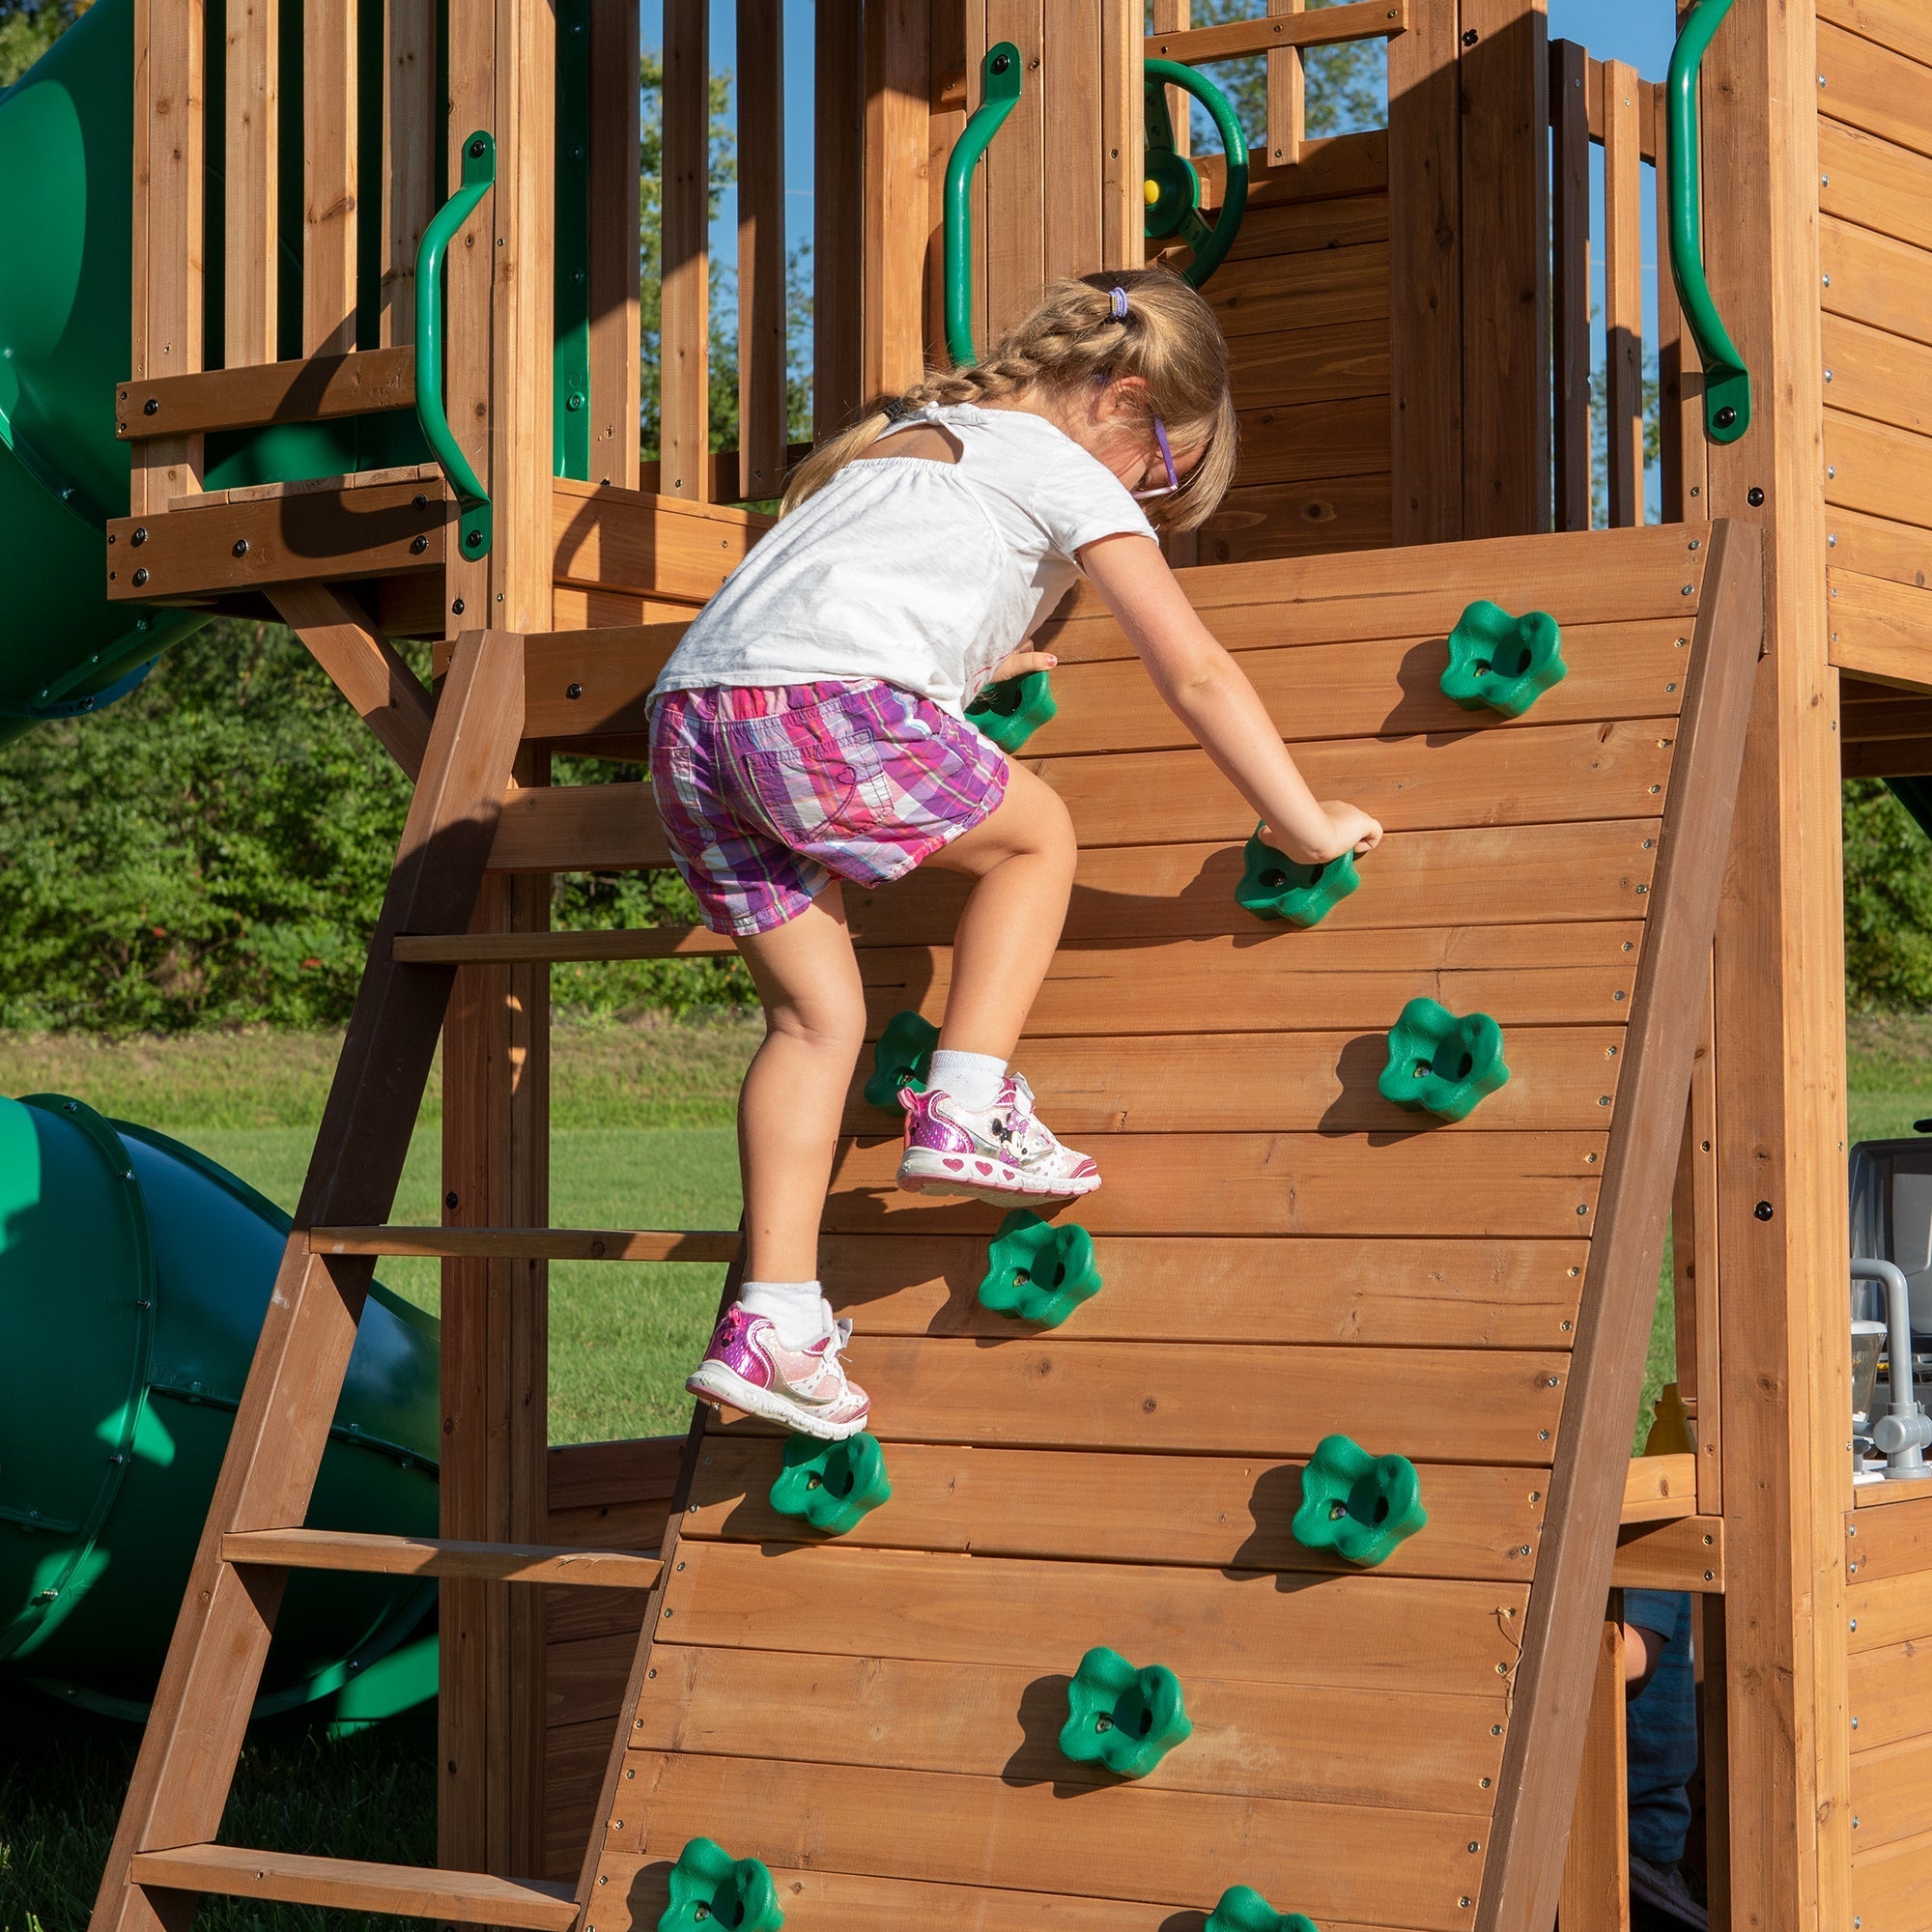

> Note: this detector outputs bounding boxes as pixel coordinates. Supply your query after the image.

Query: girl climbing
[647,268,1383,1439]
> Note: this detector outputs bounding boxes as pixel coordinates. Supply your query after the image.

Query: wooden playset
[78,2,1932,1931]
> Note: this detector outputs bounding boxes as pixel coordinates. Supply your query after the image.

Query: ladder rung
[221,1528,664,1590]
[394,924,734,963]
[308,1225,742,1263]
[128,1845,579,1929]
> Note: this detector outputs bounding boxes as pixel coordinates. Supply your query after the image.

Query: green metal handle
[943,44,1024,366]
[1666,0,1750,444]
[1143,59,1248,289]
[415,129,497,559]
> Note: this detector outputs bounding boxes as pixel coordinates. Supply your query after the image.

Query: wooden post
[737,0,787,500]
[865,0,931,395]
[439,0,556,1885]
[1386,0,1463,543]
[1266,0,1305,168]
[224,0,277,367]
[1559,1614,1632,1932]
[381,0,438,348]
[1700,0,1853,1924]
[1603,58,1644,528]
[661,0,710,499]
[587,0,642,488]
[814,0,865,434]
[1100,0,1143,272]
[1457,0,1549,538]
[303,0,358,356]
[1550,39,1589,532]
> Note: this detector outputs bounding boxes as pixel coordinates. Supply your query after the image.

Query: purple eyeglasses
[1131,418,1179,500]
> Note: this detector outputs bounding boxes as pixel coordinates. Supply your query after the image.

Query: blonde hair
[782,268,1237,534]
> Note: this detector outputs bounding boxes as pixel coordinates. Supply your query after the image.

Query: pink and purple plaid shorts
[648,679,1009,936]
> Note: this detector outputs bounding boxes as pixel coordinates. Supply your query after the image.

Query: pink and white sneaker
[895,1073,1102,1204]
[685,1304,870,1441]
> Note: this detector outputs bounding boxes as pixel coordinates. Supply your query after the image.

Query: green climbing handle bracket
[1143,59,1249,289]
[415,129,497,560]
[943,44,1025,366]
[1666,0,1750,444]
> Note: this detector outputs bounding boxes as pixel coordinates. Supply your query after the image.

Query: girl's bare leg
[924,762,1077,1060]
[731,884,867,1283]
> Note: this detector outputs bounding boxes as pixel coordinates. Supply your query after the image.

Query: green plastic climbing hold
[1236,825,1360,927]
[965,669,1057,753]
[863,1009,940,1112]
[979,1209,1102,1328]
[1291,1434,1428,1568]
[767,1431,893,1536]
[1206,1887,1321,1932]
[1440,601,1568,718]
[1378,997,1510,1122]
[659,1838,784,1932]
[1060,1644,1193,1778]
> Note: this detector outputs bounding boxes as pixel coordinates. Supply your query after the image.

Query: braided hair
[782,267,1237,533]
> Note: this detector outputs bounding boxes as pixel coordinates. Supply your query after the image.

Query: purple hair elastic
[1109,286,1129,320]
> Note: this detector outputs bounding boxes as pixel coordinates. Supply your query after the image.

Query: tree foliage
[1846,781,1932,1012]
[0,0,88,88]
[1174,0,1388,154]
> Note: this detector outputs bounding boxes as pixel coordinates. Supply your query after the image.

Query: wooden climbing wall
[577,520,1761,1932]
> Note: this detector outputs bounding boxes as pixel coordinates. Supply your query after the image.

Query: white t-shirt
[648,402,1159,720]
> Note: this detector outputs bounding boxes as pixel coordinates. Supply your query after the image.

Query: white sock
[739,1280,826,1347]
[928,1048,1007,1111]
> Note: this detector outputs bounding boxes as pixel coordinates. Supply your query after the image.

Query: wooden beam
[1145,0,1407,64]
[814,0,865,434]
[1620,1451,1700,1523]
[737,0,787,501]
[119,347,416,438]
[223,0,277,367]
[393,925,734,963]
[1558,1619,1631,1932]
[1611,1516,1724,1591]
[1100,0,1145,270]
[864,0,931,394]
[660,0,710,499]
[1266,0,1307,169]
[302,0,358,355]
[1550,40,1591,532]
[1476,521,1762,1932]
[222,1528,664,1589]
[309,1226,742,1263]
[269,582,435,779]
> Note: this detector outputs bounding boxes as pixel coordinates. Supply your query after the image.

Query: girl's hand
[984,646,1058,686]
[1321,802,1383,858]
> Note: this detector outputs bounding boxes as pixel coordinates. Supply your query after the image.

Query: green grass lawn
[1,1010,1926,1931]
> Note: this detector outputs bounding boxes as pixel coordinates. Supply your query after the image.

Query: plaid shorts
[648,679,1010,936]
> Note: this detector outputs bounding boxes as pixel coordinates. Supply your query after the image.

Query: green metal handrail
[1666,0,1750,444]
[943,43,1024,366]
[1142,58,1248,289]
[415,129,497,559]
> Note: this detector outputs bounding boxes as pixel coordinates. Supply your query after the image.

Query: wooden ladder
[87,628,697,1932]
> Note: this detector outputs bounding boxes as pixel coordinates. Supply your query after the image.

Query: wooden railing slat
[813,0,865,438]
[381,0,437,349]
[302,0,359,356]
[224,0,279,368]
[588,0,643,488]
[1550,40,1592,532]
[660,0,710,500]
[1602,57,1645,529]
[737,0,787,502]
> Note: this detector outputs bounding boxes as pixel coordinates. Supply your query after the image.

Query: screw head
[143,396,158,415]
[131,566,149,586]
[992,51,1010,71]
[411,534,429,554]
[1754,1200,1775,1221]
[1747,486,1765,505]
[452,598,466,614]
[1462,26,1478,43]
[469,137,488,158]
[1715,406,1738,428]
[130,526,148,547]
[445,1190,460,1209]
[566,682,583,699]
[232,538,249,558]
[465,528,484,551]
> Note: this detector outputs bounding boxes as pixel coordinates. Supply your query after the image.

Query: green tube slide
[0,1093,441,1726]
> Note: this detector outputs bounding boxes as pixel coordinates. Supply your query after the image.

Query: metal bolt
[132,567,148,586]
[567,682,583,699]
[1851,1618,1859,1632]
[567,391,586,412]
[1825,369,1833,383]
[1822,274,1832,288]
[143,397,158,415]
[1462,25,1478,42]
[1460,1901,1472,1912]
[1681,583,1693,595]
[465,528,485,550]
[1853,1717,1861,1730]
[469,136,488,158]
[130,526,148,547]
[1755,1200,1775,1221]
[232,538,249,557]
[1539,1429,1551,1440]
[1468,1843,1481,1855]
[1492,1724,1503,1736]
[413,494,429,509]
[411,534,429,554]
[445,1190,459,1208]
[1688,538,1701,551]
[1828,465,1836,479]
[452,598,466,614]
[1481,1776,1492,1788]
[1829,533,1837,547]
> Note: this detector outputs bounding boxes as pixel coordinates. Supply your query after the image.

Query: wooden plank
[1146,0,1407,64]
[1829,569,1932,684]
[222,0,277,367]
[862,0,928,392]
[1687,974,1723,1515]
[1200,130,1390,213]
[1618,1452,1701,1522]
[1458,0,1549,540]
[736,0,786,501]
[381,0,437,349]
[708,1336,1569,1463]
[660,0,710,500]
[312,1225,735,1263]
[817,1230,1584,1348]
[1236,395,1390,485]
[1819,0,1932,68]
[1829,412,1932,532]
[86,635,525,1932]
[1654,91,1692,523]
[686,1436,1544,1580]
[1550,41,1591,533]
[302,0,358,356]
[119,347,416,438]
[1820,117,1932,260]
[1611,1516,1724,1590]
[813,0,865,436]
[1822,214,1932,351]
[1602,60,1644,530]
[1852,1823,1932,1932]
[1849,1639,1932,1752]
[1851,1733,1932,1852]
[551,479,769,604]
[634,1643,1505,1811]
[1098,0,1141,270]
[1850,1570,1932,1653]
[840,1027,1627,1137]
[1558,1621,1631,1932]
[1477,522,1762,1932]
[1833,517,1932,600]
[394,926,737,962]
[1206,241,1390,339]
[222,1529,663,1588]
[608,1751,1481,1931]
[587,0,642,486]
[1201,475,1393,561]
[1226,194,1390,264]
[1822,315,1932,440]
[105,480,446,600]
[1265,0,1306,169]
[128,1847,576,1931]
[1818,20,1932,165]
[1040,2,1103,288]
[1840,678,1932,736]
[1845,1494,1932,1583]
[270,582,434,779]
[979,0,1041,349]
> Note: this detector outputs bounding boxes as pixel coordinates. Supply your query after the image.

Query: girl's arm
[1077,533,1381,865]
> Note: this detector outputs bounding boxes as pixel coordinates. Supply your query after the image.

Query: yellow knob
[1143,179,1160,206]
